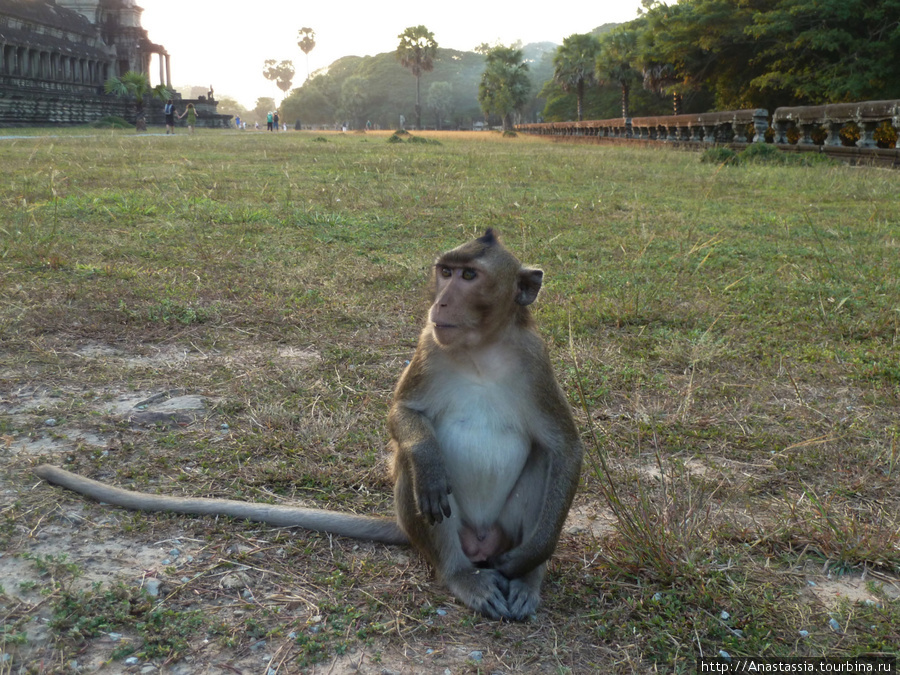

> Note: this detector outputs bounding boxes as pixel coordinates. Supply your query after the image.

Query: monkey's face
[427,231,543,350]
[429,262,504,349]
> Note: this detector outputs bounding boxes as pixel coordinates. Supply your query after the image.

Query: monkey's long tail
[33,464,409,546]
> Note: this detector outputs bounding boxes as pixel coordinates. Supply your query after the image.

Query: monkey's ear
[516,268,543,306]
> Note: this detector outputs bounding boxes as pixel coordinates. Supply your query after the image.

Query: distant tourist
[235,115,241,129]
[178,103,198,134]
[266,111,273,131]
[273,111,279,131]
[164,99,176,134]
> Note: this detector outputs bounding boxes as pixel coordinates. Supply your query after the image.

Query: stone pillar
[823,120,842,146]
[773,120,789,144]
[158,53,164,87]
[165,54,171,88]
[856,121,878,148]
[752,109,769,143]
[798,123,816,145]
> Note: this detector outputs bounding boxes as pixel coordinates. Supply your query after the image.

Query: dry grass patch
[1,128,899,673]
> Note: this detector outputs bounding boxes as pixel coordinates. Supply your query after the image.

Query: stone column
[158,53,164,87]
[823,120,843,146]
[165,54,171,88]
[856,121,878,149]
[798,123,816,145]
[752,109,769,143]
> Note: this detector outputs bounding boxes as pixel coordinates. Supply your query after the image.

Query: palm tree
[478,45,531,132]
[595,29,640,119]
[553,33,602,121]
[104,71,171,131]
[396,25,438,130]
[297,27,316,82]
[262,60,296,103]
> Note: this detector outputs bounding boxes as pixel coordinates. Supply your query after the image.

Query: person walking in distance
[164,99,176,134]
[178,103,198,134]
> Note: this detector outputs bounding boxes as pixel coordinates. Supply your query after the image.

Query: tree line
[545,0,900,123]
[215,0,900,129]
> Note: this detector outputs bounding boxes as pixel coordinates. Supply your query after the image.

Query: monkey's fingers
[505,577,541,620]
[445,569,509,620]
[418,489,452,524]
[474,571,511,620]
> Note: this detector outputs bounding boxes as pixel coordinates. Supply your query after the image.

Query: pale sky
[138,1,647,109]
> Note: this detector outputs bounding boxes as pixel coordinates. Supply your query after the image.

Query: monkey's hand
[489,543,549,580]
[413,465,453,525]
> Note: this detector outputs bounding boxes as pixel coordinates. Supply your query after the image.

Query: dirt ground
[0,339,608,674]
[2,339,898,674]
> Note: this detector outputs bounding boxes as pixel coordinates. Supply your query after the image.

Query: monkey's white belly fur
[433,376,530,530]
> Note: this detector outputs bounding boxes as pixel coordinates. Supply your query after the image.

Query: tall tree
[427,81,454,129]
[297,27,316,82]
[552,33,602,121]
[478,45,531,132]
[252,97,276,125]
[396,25,438,130]
[104,71,171,131]
[338,75,369,128]
[262,60,296,101]
[595,29,640,118]
[745,0,900,105]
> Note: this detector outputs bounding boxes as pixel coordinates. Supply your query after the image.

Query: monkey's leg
[505,563,546,620]
[429,516,513,620]
[394,468,511,619]
[493,454,551,619]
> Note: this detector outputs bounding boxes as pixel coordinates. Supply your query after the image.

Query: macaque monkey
[34,229,583,620]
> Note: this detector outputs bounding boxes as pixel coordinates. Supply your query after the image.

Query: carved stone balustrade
[517,109,769,144]
[772,100,900,148]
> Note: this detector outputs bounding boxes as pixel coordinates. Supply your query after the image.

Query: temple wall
[0,0,204,128]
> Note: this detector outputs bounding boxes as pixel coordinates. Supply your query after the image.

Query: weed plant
[0,129,898,672]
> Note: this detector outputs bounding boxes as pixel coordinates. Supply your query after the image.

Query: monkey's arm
[388,400,452,525]
[33,465,408,545]
[496,429,582,579]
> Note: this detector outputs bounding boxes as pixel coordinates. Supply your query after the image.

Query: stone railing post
[773,118,790,144]
[823,119,843,146]
[752,109,768,142]
[856,119,879,148]
[798,122,816,145]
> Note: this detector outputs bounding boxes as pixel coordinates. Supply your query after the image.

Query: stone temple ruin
[0,0,230,128]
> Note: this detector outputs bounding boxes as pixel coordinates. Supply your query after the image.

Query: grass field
[1,128,898,673]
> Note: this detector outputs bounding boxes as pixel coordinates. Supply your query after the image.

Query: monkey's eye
[461,268,477,281]
[439,266,452,278]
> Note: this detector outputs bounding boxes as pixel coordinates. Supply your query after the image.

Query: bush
[700,143,839,168]
[699,147,739,165]
[740,142,837,167]
[387,132,441,145]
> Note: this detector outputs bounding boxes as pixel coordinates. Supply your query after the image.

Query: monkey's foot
[445,568,511,620]
[505,577,541,620]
